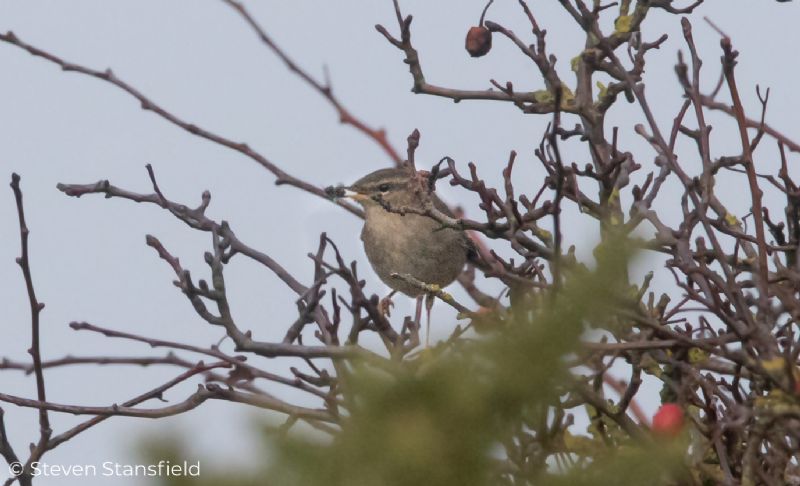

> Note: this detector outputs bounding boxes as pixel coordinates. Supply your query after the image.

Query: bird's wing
[465,235,490,269]
[430,193,478,260]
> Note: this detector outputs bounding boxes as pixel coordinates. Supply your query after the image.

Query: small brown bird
[337,167,471,342]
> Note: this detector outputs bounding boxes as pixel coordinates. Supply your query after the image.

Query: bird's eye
[378,183,391,192]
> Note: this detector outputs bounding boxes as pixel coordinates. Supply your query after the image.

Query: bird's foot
[379,293,396,317]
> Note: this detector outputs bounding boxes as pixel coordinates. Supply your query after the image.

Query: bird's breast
[361,210,467,295]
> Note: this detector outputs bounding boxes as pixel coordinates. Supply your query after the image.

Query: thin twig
[10,174,51,484]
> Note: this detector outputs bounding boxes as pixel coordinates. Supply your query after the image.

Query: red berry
[465,26,492,57]
[652,403,684,437]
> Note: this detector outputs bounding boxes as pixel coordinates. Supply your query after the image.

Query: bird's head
[339,168,420,210]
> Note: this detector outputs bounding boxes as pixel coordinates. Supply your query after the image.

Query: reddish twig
[718,30,770,313]
[221,0,403,166]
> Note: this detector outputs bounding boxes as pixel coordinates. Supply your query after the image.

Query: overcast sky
[1,1,798,484]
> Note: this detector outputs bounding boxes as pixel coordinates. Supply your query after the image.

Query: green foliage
[153,240,687,485]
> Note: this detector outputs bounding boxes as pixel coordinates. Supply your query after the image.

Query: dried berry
[465,26,492,57]
[325,185,347,199]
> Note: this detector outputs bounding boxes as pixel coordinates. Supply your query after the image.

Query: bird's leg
[379,290,397,317]
[424,293,435,347]
[414,295,424,328]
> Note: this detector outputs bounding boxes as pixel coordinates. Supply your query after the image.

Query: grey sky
[0,1,798,484]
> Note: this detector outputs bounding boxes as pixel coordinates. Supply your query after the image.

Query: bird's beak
[342,188,369,201]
